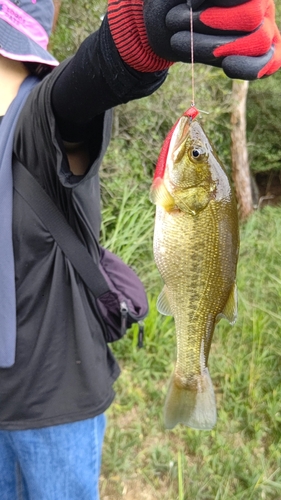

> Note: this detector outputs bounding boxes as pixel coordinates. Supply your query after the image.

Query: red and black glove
[164,0,281,79]
[108,0,281,79]
[107,0,173,72]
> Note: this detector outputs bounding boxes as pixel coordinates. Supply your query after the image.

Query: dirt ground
[100,478,170,500]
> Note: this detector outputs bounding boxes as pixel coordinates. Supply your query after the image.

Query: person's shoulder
[39,57,74,91]
[21,57,74,118]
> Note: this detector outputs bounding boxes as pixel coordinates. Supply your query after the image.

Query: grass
[100,206,281,500]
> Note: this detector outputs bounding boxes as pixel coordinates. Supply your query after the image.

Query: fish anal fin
[150,177,175,211]
[217,282,238,326]
[157,286,173,316]
[164,369,217,431]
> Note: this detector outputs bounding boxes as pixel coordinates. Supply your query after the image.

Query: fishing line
[188,2,209,116]
[190,3,195,107]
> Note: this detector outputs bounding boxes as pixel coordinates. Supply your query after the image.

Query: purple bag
[97,247,149,343]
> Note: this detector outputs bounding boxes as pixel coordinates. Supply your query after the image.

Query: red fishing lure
[153,106,199,181]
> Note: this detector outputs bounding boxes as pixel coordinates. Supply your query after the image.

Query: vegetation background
[51,2,281,499]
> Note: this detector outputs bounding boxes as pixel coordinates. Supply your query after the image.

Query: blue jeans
[0,415,106,500]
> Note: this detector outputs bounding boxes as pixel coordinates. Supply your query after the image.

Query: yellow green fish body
[150,112,239,430]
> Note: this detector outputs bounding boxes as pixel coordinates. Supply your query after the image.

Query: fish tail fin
[164,369,217,431]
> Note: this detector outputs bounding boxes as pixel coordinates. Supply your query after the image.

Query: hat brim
[0,19,58,67]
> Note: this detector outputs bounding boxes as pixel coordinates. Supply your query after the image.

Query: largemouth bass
[150,107,239,430]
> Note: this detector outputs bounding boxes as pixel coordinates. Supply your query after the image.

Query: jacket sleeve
[51,16,168,143]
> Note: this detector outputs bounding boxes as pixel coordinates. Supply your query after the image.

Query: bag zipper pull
[137,321,144,348]
[120,301,128,336]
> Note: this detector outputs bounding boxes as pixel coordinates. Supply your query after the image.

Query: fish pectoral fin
[217,282,238,326]
[150,177,175,211]
[176,187,210,215]
[157,286,173,316]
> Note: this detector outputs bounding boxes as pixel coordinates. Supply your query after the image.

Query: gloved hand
[161,0,281,79]
[108,0,281,79]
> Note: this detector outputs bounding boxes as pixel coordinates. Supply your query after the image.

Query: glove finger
[166,4,247,36]
[200,0,266,33]
[170,31,237,64]
[214,18,273,58]
[222,48,274,79]
[258,28,281,77]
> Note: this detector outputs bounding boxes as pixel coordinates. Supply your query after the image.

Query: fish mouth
[173,117,191,153]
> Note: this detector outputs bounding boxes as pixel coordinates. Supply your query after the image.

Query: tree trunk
[52,0,62,32]
[231,80,253,220]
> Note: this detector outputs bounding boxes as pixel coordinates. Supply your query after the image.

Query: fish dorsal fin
[157,286,173,316]
[150,177,175,211]
[217,282,238,325]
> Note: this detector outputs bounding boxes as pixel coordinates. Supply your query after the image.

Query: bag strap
[13,160,109,298]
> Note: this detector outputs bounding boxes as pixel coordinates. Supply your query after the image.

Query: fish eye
[192,149,201,158]
[189,145,206,162]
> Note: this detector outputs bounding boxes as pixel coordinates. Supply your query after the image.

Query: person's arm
[51,18,168,137]
[51,17,168,174]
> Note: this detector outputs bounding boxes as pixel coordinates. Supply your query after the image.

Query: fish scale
[150,110,239,430]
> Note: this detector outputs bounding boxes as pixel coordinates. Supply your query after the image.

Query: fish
[150,107,239,430]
